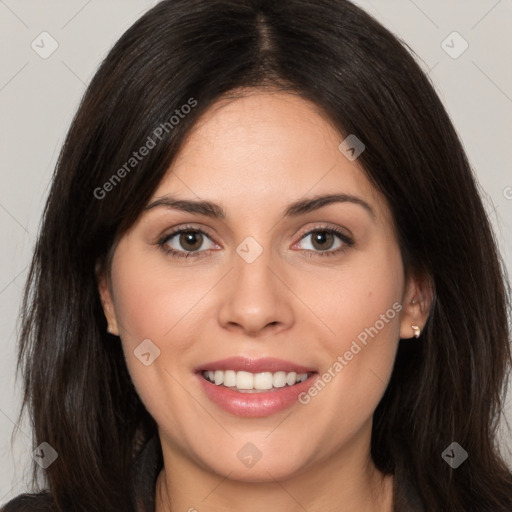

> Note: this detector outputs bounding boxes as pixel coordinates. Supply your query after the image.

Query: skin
[98,89,432,512]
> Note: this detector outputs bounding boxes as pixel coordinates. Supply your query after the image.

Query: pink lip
[196,373,318,417]
[195,356,316,374]
[194,356,318,418]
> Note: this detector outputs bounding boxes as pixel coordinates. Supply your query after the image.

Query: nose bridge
[217,234,294,334]
[233,234,278,307]
[235,235,274,297]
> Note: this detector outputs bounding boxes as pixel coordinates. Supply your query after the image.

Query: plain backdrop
[1,0,511,503]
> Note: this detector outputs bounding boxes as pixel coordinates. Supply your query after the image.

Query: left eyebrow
[282,193,375,219]
[143,193,375,220]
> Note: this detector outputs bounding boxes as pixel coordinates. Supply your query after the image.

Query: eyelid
[294,222,353,243]
[291,224,354,254]
[158,223,216,241]
[158,224,219,251]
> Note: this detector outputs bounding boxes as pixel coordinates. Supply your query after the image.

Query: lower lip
[196,372,318,417]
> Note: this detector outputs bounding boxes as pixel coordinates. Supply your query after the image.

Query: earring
[411,325,421,338]
[107,324,116,335]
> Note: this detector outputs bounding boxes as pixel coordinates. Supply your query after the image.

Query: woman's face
[99,90,422,482]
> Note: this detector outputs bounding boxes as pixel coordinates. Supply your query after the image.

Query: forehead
[151,90,388,222]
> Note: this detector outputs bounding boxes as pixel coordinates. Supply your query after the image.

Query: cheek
[299,240,403,414]
[108,245,222,416]
[110,244,209,346]
[300,241,403,344]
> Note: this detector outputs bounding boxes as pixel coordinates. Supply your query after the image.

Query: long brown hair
[4,0,512,510]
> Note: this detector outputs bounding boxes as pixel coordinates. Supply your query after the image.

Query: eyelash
[157,224,354,260]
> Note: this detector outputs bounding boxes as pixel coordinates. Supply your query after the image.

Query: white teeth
[285,371,297,386]
[273,371,287,388]
[202,370,311,390]
[236,371,253,389]
[214,370,224,385]
[223,370,237,387]
[253,372,273,390]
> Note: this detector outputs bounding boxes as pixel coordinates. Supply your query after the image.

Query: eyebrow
[144,193,375,219]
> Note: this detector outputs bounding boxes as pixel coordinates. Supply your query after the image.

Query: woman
[3,0,512,510]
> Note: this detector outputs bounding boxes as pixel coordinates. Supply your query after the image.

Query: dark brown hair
[4,0,512,511]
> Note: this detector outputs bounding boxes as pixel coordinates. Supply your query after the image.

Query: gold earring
[411,325,421,338]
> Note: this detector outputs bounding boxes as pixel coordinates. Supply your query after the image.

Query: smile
[196,356,318,417]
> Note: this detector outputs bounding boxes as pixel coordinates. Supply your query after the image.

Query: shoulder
[1,492,55,512]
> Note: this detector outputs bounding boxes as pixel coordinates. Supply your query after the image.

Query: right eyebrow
[144,196,227,219]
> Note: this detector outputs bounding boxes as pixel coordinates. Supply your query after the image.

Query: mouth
[195,356,318,417]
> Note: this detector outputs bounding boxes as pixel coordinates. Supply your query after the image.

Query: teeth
[236,371,253,389]
[202,370,310,390]
[286,372,297,386]
[253,372,273,390]
[273,371,287,388]
[223,370,236,387]
[214,370,223,385]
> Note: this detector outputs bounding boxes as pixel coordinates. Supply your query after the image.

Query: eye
[158,227,218,259]
[158,224,353,260]
[295,226,353,257]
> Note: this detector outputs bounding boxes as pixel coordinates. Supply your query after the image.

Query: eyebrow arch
[144,196,227,218]
[144,193,375,220]
[283,193,374,219]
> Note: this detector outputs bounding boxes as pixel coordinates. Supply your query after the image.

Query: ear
[95,260,120,336]
[399,270,434,339]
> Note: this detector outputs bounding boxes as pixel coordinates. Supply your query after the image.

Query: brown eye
[295,226,354,257]
[159,228,217,258]
[178,231,204,251]
[310,231,336,251]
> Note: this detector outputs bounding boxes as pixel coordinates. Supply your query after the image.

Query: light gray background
[1,0,511,503]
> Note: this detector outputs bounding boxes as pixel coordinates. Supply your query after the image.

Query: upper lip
[195,356,317,374]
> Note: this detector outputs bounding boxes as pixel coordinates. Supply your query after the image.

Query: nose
[217,244,295,337]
